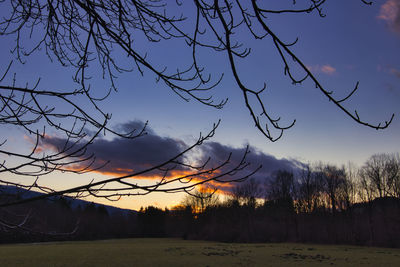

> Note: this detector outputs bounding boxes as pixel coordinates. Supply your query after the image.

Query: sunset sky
[0,0,399,210]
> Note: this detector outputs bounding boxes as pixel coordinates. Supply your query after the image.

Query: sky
[0,0,399,210]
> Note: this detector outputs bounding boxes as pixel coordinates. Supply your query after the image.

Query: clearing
[1,238,400,266]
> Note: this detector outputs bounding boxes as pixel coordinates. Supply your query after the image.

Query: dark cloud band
[37,121,301,193]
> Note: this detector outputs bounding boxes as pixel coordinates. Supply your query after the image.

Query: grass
[0,238,400,266]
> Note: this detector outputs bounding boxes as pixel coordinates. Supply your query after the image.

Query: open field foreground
[1,239,400,266]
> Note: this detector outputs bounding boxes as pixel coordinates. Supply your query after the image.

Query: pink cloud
[378,0,400,34]
[320,65,336,75]
[390,68,400,78]
[376,64,400,78]
[306,64,336,75]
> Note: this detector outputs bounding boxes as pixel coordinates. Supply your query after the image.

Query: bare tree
[340,163,358,210]
[359,153,400,199]
[0,0,395,230]
[297,163,358,213]
[232,178,263,208]
[321,165,346,214]
[181,187,220,213]
[392,154,400,198]
[296,164,322,213]
[266,170,295,205]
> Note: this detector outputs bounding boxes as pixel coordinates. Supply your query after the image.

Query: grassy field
[1,238,400,266]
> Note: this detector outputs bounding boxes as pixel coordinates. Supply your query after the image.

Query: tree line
[137,153,400,247]
[1,152,399,247]
[0,190,137,243]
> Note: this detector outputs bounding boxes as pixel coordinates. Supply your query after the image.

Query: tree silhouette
[232,178,263,208]
[181,188,220,213]
[0,0,395,220]
[360,153,400,199]
[296,164,322,213]
[266,170,295,210]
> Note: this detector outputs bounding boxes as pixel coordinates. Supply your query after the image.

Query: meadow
[1,238,400,266]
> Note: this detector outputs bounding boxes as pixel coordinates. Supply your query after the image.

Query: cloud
[36,121,302,194]
[390,68,400,78]
[378,0,400,34]
[306,64,336,75]
[115,120,154,136]
[320,65,336,75]
[196,142,302,192]
[376,65,400,96]
[36,120,187,178]
[377,64,400,79]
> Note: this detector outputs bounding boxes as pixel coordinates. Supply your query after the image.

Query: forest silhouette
[2,153,399,248]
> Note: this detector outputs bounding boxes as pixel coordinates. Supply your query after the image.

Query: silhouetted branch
[1,0,391,145]
[0,0,393,209]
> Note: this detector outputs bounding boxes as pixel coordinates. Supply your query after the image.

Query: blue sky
[0,0,399,210]
[101,0,399,166]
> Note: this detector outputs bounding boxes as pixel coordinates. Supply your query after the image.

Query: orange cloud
[24,134,57,154]
[378,0,400,34]
[34,121,301,196]
[63,159,239,195]
[197,179,235,192]
[390,68,400,78]
[377,64,400,78]
[307,64,336,75]
[321,65,336,75]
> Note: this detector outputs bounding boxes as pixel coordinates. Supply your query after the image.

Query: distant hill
[0,184,137,215]
[0,185,139,243]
